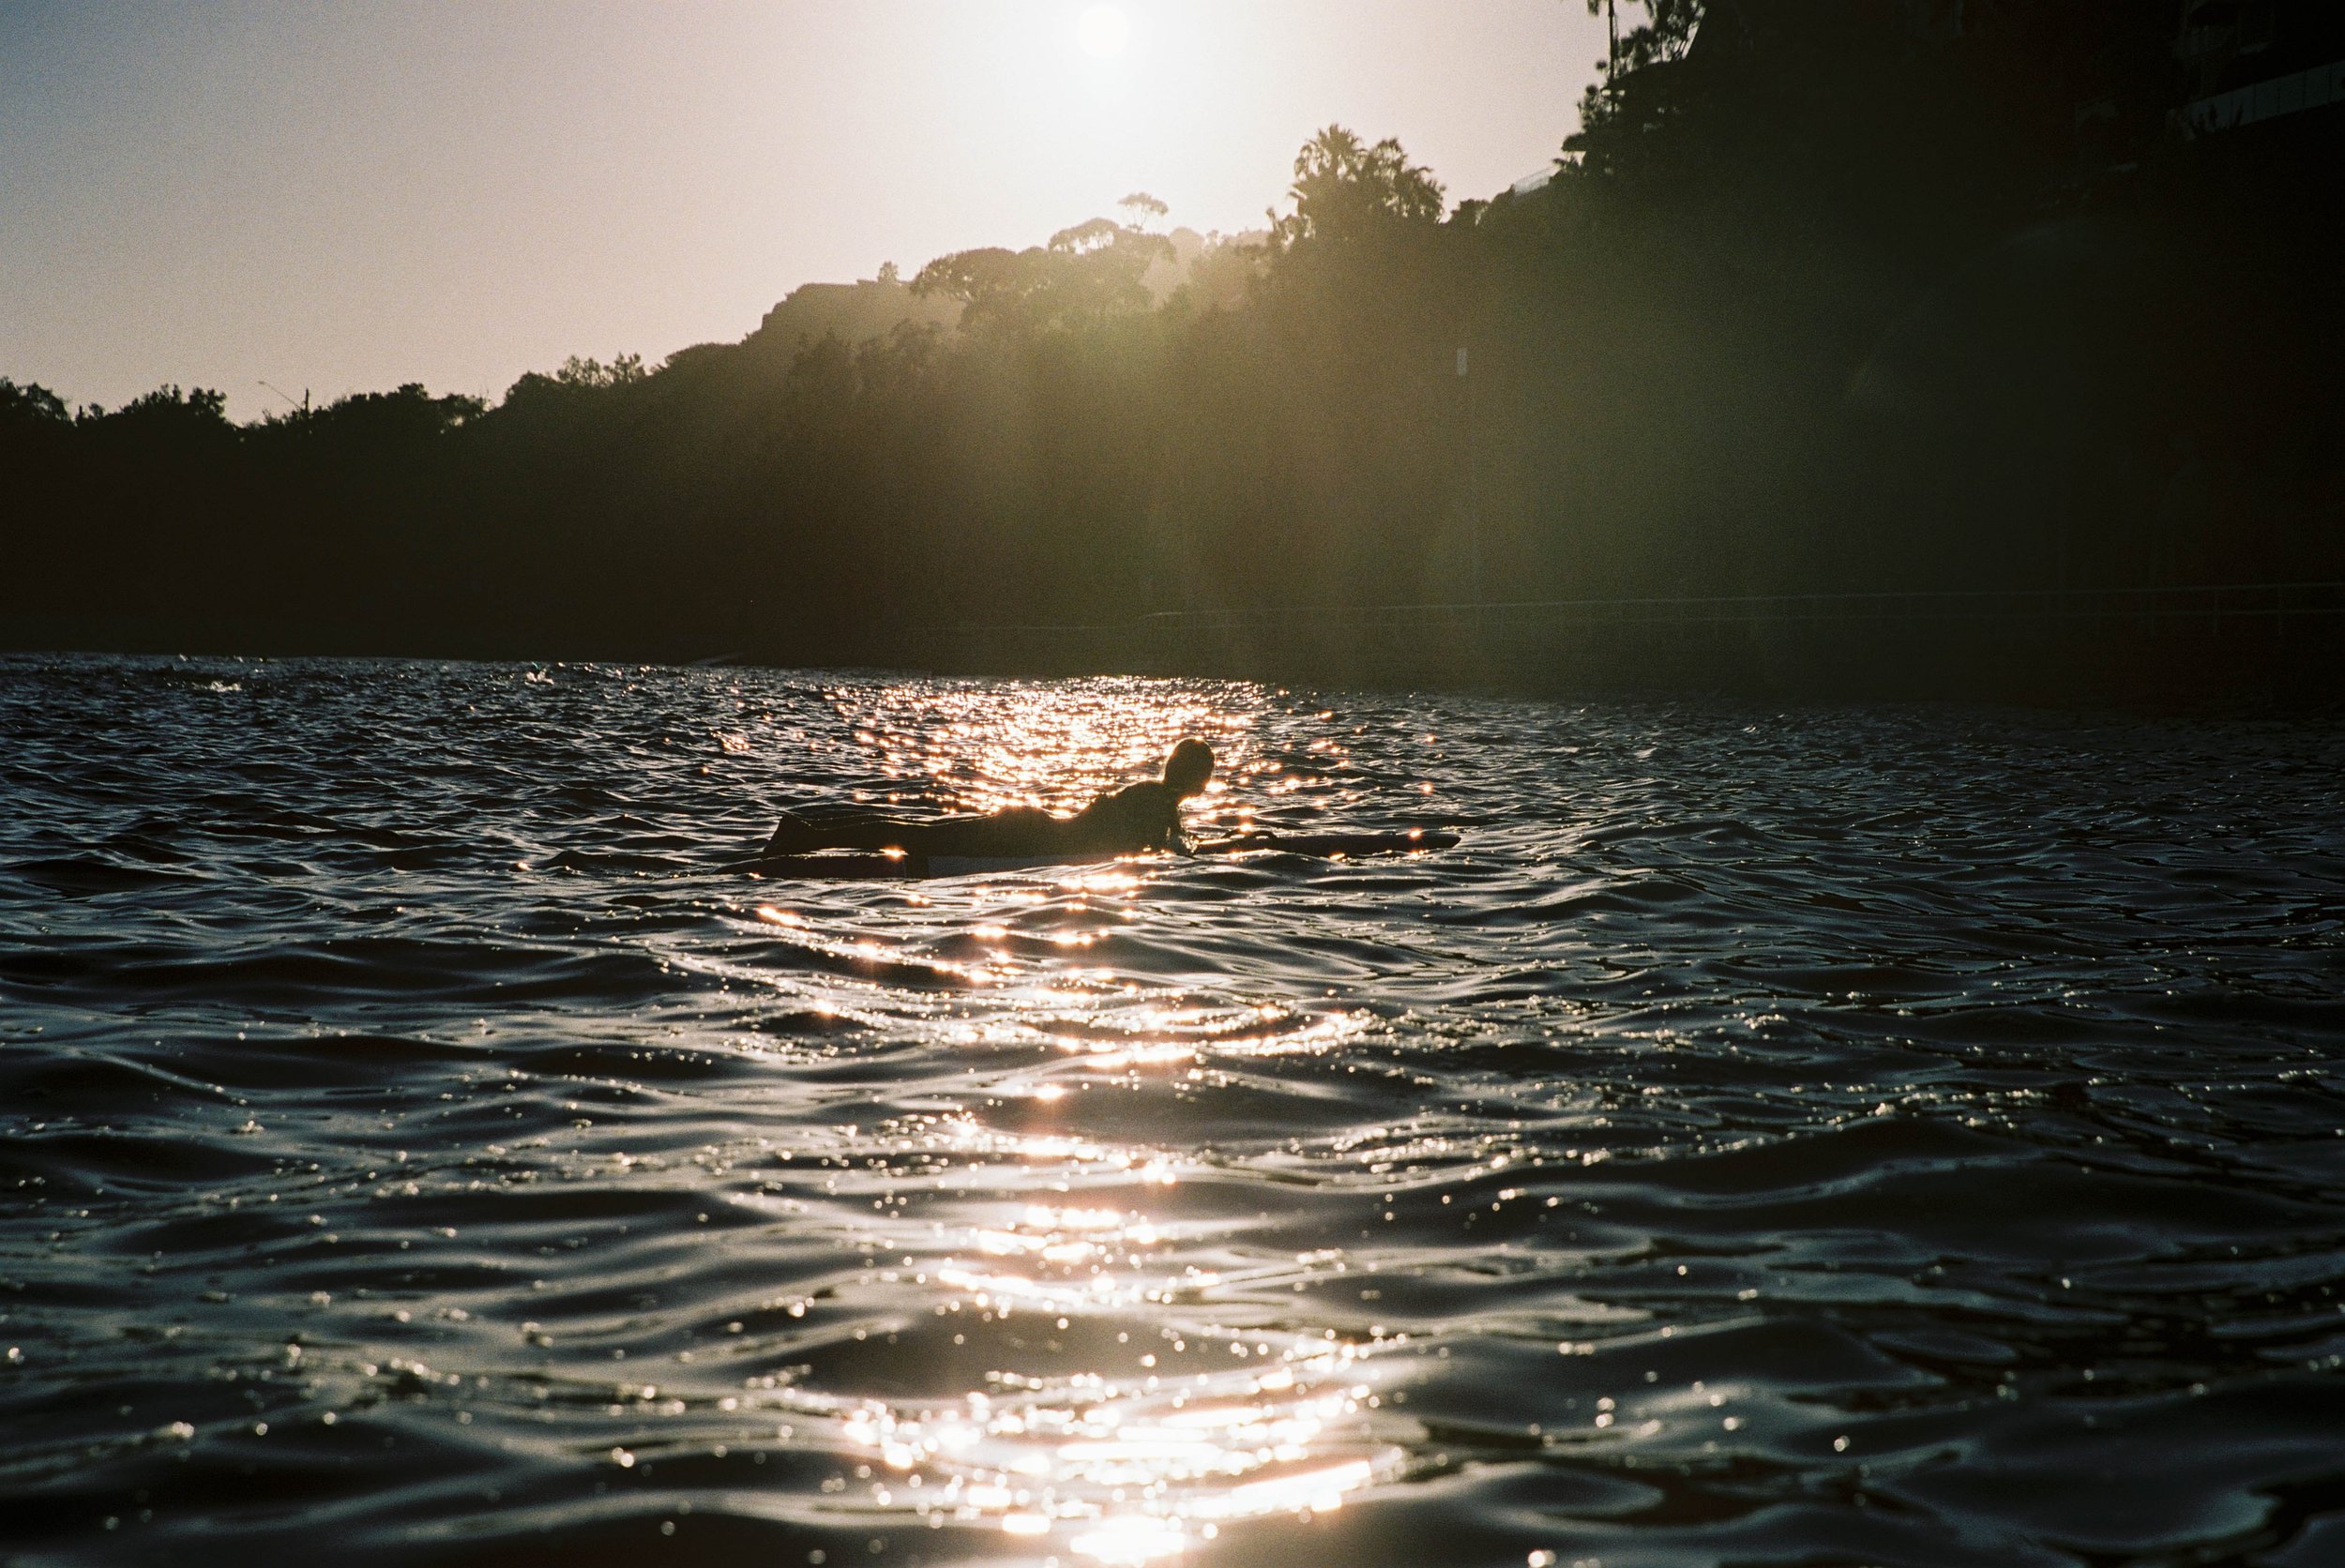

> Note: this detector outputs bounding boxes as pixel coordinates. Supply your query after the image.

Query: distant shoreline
[11,580,2342,709]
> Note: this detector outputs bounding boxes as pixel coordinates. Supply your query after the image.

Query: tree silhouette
[1269,127,1446,251]
[0,379,68,428]
[7,23,2340,685]
[913,216,1171,333]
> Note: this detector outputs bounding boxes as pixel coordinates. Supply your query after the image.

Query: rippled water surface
[5,653,2345,1567]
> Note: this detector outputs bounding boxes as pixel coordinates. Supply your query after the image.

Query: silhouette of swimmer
[763,739,1215,860]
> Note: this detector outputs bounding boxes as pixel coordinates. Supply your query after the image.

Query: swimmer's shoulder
[1080,778,1172,817]
[1071,778,1179,848]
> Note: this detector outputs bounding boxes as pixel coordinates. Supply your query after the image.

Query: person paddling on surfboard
[762,739,1215,861]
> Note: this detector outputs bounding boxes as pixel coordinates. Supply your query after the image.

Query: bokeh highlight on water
[3,654,2343,1566]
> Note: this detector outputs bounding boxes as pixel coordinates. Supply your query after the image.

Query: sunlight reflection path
[825,679,1266,828]
[749,1185,1403,1563]
[704,678,1411,1559]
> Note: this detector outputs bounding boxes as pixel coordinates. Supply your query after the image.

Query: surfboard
[737,828,1458,880]
[1190,830,1460,858]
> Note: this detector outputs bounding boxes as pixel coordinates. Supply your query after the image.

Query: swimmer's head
[1163,738,1215,799]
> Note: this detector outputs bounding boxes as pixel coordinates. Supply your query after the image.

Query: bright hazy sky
[1,1,1605,420]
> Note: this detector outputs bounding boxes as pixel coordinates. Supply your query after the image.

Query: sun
[1076,4,1131,59]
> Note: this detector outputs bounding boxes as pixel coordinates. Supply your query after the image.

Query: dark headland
[7,3,2341,704]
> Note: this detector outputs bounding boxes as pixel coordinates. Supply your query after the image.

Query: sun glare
[1077,4,1131,59]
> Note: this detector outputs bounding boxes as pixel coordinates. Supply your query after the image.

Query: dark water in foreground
[5,655,2344,1568]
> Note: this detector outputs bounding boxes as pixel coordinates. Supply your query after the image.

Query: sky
[0,1,1607,421]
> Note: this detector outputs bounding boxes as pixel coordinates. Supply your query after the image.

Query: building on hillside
[2172,0,2345,136]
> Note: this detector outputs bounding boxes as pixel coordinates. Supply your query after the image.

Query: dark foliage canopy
[6,0,2337,667]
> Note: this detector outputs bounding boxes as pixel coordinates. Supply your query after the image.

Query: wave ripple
[3,654,2343,1566]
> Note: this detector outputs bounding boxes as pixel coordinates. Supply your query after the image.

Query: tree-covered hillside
[6,1,2338,672]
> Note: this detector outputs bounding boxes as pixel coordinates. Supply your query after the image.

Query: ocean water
[4,653,2344,1567]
